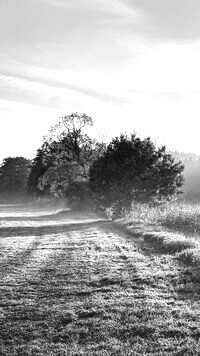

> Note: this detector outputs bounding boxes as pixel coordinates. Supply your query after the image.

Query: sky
[1,0,200,162]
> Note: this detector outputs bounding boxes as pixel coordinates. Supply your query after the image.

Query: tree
[26,147,50,196]
[28,113,106,204]
[89,134,184,215]
[0,157,31,198]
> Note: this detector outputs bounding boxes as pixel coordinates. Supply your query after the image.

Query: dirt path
[0,206,200,355]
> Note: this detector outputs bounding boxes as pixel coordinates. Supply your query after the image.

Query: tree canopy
[28,113,105,204]
[89,134,184,214]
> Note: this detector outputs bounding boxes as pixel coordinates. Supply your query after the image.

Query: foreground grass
[123,201,200,275]
[1,207,200,354]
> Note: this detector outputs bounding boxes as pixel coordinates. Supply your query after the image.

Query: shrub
[89,134,184,216]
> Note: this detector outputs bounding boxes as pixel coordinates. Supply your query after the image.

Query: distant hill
[170,151,200,202]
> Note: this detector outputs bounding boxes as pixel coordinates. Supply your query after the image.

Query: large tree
[0,157,31,197]
[89,134,184,214]
[28,113,105,204]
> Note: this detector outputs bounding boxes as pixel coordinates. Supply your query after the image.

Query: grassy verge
[125,202,200,236]
[121,201,200,266]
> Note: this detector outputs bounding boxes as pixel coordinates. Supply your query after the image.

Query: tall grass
[122,201,200,266]
[126,201,200,238]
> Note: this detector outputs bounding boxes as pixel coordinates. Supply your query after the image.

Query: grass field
[1,204,200,355]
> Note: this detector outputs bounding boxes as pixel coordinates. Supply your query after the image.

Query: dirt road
[0,205,200,355]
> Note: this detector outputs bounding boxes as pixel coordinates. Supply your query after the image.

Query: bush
[89,134,184,216]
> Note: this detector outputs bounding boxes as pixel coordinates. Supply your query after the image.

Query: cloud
[0,70,131,112]
[38,0,136,16]
[36,0,65,6]
[0,0,141,78]
[121,0,200,41]
[0,0,142,51]
[2,38,200,115]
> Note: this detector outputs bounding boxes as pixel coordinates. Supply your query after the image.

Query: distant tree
[0,157,31,197]
[89,134,184,215]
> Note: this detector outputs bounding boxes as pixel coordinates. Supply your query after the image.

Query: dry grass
[122,202,200,261]
[126,201,200,237]
[112,201,200,316]
[1,205,200,354]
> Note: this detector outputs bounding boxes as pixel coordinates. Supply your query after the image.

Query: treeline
[0,157,31,202]
[0,113,184,215]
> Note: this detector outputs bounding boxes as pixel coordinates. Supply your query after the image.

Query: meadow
[1,203,200,355]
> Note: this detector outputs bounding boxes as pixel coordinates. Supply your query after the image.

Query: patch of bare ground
[0,207,200,355]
